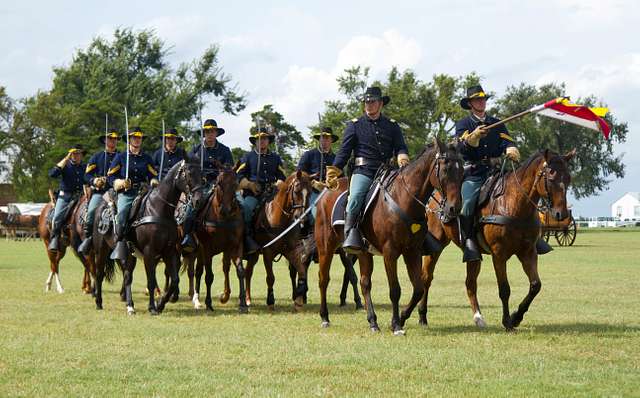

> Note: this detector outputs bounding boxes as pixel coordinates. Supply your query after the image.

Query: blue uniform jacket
[297,148,335,181]
[333,114,408,178]
[236,150,286,188]
[454,114,515,177]
[152,147,186,180]
[190,142,234,182]
[84,151,117,192]
[49,160,85,193]
[107,151,158,187]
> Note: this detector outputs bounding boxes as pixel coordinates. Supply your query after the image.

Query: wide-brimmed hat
[359,86,390,105]
[99,129,123,144]
[460,85,493,110]
[127,126,146,139]
[312,126,339,143]
[160,128,184,144]
[249,126,275,145]
[67,144,87,155]
[203,119,225,137]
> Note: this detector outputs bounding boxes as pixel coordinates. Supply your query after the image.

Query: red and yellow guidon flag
[531,97,611,139]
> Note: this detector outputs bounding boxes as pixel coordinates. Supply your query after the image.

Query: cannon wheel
[555,216,577,246]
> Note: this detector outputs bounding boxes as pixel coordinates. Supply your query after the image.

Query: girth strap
[479,214,540,229]
[203,219,241,229]
[382,189,426,235]
[131,216,176,229]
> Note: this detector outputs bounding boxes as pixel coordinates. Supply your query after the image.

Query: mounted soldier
[107,127,159,261]
[236,126,287,255]
[78,130,121,255]
[297,126,338,223]
[47,144,87,252]
[153,127,186,181]
[182,118,234,252]
[326,86,409,253]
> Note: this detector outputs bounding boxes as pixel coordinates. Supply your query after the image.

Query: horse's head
[536,149,575,221]
[430,137,464,219]
[279,170,312,220]
[175,159,205,209]
[214,164,239,215]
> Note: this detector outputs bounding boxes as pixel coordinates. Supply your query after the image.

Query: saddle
[128,186,151,223]
[47,195,81,231]
[477,170,506,209]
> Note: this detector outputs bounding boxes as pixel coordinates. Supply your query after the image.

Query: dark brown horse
[92,160,203,314]
[183,165,247,312]
[314,139,463,334]
[38,194,94,294]
[419,149,575,330]
[243,170,313,310]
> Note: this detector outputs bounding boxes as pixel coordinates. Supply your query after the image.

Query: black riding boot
[536,237,553,255]
[78,223,93,255]
[48,228,61,252]
[422,230,444,256]
[110,224,129,262]
[243,225,260,256]
[460,215,482,262]
[180,215,197,253]
[343,213,364,254]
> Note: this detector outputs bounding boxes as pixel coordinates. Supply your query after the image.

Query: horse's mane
[160,160,183,184]
[401,143,436,174]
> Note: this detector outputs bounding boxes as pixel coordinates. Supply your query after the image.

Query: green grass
[1,231,639,397]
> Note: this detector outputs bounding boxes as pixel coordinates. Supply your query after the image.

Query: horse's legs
[339,251,362,308]
[157,253,180,313]
[143,256,159,315]
[204,254,215,311]
[492,255,512,330]
[359,254,379,332]
[418,252,441,326]
[185,254,195,299]
[232,255,248,313]
[318,249,332,327]
[285,253,308,310]
[94,252,106,310]
[244,256,257,307]
[264,257,276,309]
[122,257,136,315]
[399,251,425,329]
[193,254,204,309]
[45,250,64,293]
[511,249,541,328]
[164,263,179,303]
[383,253,404,334]
[466,260,486,328]
[220,253,231,304]
[289,262,297,302]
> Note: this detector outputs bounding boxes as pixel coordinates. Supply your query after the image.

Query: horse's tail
[104,258,116,283]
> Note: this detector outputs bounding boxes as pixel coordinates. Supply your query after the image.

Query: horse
[38,194,94,294]
[182,165,247,312]
[243,170,313,310]
[313,139,463,334]
[92,160,204,314]
[418,149,576,330]
[0,210,38,240]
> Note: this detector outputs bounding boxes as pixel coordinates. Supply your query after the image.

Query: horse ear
[433,136,445,153]
[564,148,577,162]
[544,149,550,161]
[296,169,302,179]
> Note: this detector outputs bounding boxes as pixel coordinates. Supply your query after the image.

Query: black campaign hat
[312,126,339,143]
[203,119,225,136]
[127,126,146,139]
[160,128,184,144]
[249,126,275,145]
[67,144,87,155]
[460,85,492,110]
[359,86,390,105]
[99,129,123,144]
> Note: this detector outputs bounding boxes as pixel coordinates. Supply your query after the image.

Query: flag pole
[159,119,166,180]
[103,113,109,177]
[124,107,129,181]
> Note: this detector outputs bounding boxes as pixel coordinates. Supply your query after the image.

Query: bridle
[511,158,554,213]
[270,178,308,219]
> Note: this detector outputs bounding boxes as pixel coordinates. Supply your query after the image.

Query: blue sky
[1,0,638,216]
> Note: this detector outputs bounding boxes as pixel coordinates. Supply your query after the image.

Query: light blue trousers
[236,193,259,225]
[116,190,137,226]
[346,173,373,216]
[461,177,484,216]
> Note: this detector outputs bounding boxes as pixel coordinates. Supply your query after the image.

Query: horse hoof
[370,326,380,333]
[126,306,135,315]
[44,285,51,293]
[419,320,428,328]
[194,303,203,310]
[169,295,179,304]
[355,302,364,310]
[57,287,65,294]
[294,297,304,309]
[474,312,487,328]
[206,305,214,312]
[96,304,103,310]
[219,292,230,304]
[238,306,249,314]
[339,301,346,307]
[149,309,159,316]
[268,304,275,312]
[393,329,406,336]
[321,321,330,328]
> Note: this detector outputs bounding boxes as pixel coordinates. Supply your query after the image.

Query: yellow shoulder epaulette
[85,164,97,173]
[107,164,121,176]
[500,133,515,142]
[236,163,247,173]
[147,164,158,176]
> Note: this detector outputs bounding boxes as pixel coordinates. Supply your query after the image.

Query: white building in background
[611,192,640,221]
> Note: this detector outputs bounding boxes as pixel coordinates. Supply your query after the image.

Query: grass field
[1,229,639,397]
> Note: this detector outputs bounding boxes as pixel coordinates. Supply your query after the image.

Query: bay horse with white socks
[313,139,463,334]
[419,149,575,330]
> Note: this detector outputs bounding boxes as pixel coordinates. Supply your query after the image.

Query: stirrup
[536,238,553,255]
[462,239,482,262]
[181,234,197,253]
[343,228,364,254]
[243,236,260,255]
[48,235,60,252]
[78,236,92,255]
[110,241,129,261]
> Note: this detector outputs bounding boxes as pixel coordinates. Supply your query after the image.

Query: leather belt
[355,157,382,167]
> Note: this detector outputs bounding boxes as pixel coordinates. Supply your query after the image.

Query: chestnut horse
[182,165,247,312]
[38,194,94,294]
[243,170,313,310]
[419,149,575,330]
[92,160,203,314]
[314,139,463,334]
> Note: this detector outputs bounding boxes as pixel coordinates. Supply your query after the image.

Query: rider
[153,128,186,181]
[326,86,409,253]
[47,144,87,252]
[78,130,121,255]
[236,126,287,255]
[454,84,521,262]
[297,126,338,224]
[107,127,159,261]
[181,119,234,252]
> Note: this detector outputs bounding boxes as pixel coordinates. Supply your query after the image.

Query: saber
[255,116,262,188]
[317,113,325,181]
[124,106,129,180]
[199,102,204,171]
[103,113,108,177]
[262,188,327,249]
[159,119,166,180]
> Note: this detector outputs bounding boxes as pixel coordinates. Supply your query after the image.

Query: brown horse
[419,149,576,330]
[92,160,203,314]
[314,139,463,334]
[38,194,93,294]
[0,210,38,240]
[243,170,313,310]
[183,165,247,312]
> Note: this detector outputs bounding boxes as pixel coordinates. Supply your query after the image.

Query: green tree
[494,82,627,198]
[10,28,246,200]
[249,104,305,172]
